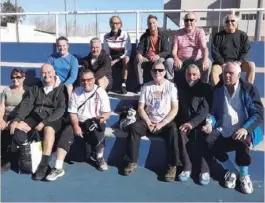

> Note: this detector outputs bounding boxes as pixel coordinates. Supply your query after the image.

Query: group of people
[0,12,263,195]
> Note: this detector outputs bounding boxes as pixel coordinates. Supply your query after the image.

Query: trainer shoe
[165,166,177,182]
[96,157,108,171]
[240,175,254,194]
[46,168,65,181]
[121,83,127,94]
[199,172,210,185]
[178,171,191,182]
[32,164,50,181]
[124,162,137,176]
[1,161,11,173]
[224,171,237,189]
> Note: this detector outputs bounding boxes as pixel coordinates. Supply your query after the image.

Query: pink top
[173,27,206,61]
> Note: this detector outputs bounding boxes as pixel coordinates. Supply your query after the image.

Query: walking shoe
[199,172,210,185]
[1,161,11,173]
[46,168,65,181]
[240,175,254,194]
[89,151,97,162]
[96,157,108,171]
[32,164,50,181]
[121,83,127,94]
[165,166,177,182]
[224,171,237,188]
[178,171,191,182]
[124,162,137,176]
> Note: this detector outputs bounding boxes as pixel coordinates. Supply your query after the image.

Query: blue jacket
[209,79,264,147]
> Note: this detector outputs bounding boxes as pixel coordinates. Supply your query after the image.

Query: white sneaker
[224,171,237,188]
[46,168,65,181]
[240,175,254,194]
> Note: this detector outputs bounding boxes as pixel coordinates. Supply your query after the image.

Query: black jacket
[82,50,112,80]
[13,82,67,125]
[136,28,170,59]
[176,80,213,128]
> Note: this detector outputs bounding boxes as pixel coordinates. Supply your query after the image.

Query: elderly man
[62,68,111,174]
[124,62,179,182]
[135,15,170,91]
[211,14,255,85]
[9,64,70,181]
[202,62,263,194]
[165,12,211,84]
[82,37,113,91]
[104,16,132,94]
[47,36,79,95]
[176,64,213,185]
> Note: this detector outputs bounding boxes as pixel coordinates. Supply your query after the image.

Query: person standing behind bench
[47,36,79,95]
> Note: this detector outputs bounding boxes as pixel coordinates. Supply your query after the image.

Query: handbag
[19,130,42,174]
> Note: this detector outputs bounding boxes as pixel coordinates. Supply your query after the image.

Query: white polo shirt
[68,85,111,122]
[217,81,247,137]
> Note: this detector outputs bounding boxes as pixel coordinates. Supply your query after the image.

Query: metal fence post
[136,11,140,46]
[55,14,59,38]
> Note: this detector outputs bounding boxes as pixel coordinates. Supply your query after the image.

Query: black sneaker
[96,157,108,171]
[121,84,127,94]
[1,161,11,173]
[32,165,51,181]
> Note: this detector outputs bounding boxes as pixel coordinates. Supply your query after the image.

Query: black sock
[122,79,127,84]
[40,155,50,166]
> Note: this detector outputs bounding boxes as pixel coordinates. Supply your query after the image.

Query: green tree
[1,0,25,26]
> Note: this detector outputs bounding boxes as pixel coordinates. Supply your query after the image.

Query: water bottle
[206,115,212,125]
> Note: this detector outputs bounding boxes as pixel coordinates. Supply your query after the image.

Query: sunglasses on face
[11,76,23,80]
[225,19,235,23]
[112,22,121,25]
[184,19,195,23]
[81,78,94,83]
[151,69,164,73]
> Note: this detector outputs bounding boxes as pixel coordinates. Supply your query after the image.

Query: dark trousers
[205,129,252,166]
[125,119,179,166]
[1,130,13,162]
[179,129,210,173]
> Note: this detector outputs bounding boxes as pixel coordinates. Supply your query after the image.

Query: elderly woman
[0,68,27,172]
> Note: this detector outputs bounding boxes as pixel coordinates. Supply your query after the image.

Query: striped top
[103,29,132,60]
[173,27,206,61]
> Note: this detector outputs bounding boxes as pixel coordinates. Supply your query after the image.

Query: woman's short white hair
[222,62,241,74]
[223,14,239,27]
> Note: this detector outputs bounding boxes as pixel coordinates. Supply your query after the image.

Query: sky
[5,0,177,34]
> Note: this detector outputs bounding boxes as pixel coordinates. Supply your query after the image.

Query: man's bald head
[41,63,56,85]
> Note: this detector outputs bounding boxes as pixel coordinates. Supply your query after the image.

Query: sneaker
[224,171,237,189]
[32,165,50,181]
[165,166,177,182]
[1,161,11,173]
[240,175,254,194]
[89,151,97,162]
[96,157,108,171]
[199,172,210,185]
[124,162,137,176]
[46,168,65,181]
[121,83,127,94]
[178,171,191,182]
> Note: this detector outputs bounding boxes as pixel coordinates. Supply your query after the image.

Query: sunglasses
[184,19,195,23]
[11,76,23,80]
[151,69,164,73]
[225,19,236,23]
[112,22,121,25]
[81,78,95,83]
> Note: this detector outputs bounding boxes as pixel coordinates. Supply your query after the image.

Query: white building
[164,0,264,40]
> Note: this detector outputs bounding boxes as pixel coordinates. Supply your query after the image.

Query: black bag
[19,130,42,174]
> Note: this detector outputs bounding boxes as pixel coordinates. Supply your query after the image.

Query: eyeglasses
[11,76,23,80]
[81,78,95,83]
[184,19,195,23]
[112,22,121,25]
[151,69,164,73]
[225,19,236,23]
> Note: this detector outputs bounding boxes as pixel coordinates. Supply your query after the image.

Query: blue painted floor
[1,151,264,202]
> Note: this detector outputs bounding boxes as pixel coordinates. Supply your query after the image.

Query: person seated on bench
[165,12,211,84]
[176,64,213,185]
[202,62,263,194]
[47,36,79,95]
[0,69,27,172]
[9,64,71,181]
[123,61,179,182]
[135,15,170,92]
[104,16,132,94]
[58,68,110,173]
[211,14,255,85]
[82,37,113,91]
